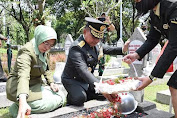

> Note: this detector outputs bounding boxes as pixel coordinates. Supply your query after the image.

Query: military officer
[61,17,129,106]
[123,0,177,117]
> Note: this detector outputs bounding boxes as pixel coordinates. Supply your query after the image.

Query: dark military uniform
[61,35,123,106]
[135,0,177,89]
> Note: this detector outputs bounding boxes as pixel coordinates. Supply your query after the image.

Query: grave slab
[0,82,13,108]
[0,92,13,108]
[30,100,109,118]
[30,100,174,118]
[156,89,171,105]
[0,82,6,93]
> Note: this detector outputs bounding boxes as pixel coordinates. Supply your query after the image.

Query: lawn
[144,83,172,113]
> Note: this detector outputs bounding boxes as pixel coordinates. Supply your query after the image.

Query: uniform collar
[154,3,160,17]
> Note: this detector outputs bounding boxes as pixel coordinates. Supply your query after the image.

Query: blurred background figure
[0,34,7,82]
[97,13,116,76]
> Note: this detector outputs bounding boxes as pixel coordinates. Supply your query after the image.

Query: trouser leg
[9,103,19,118]
[169,87,177,118]
[65,84,86,106]
[9,86,66,117]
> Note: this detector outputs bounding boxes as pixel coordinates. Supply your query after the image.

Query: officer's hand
[122,39,130,54]
[102,93,116,102]
[122,52,140,64]
[50,83,59,92]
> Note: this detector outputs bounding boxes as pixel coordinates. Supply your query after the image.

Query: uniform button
[74,77,76,79]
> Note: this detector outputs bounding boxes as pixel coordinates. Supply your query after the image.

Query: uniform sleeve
[69,47,99,84]
[136,25,161,60]
[102,44,123,55]
[16,49,32,98]
[151,21,177,78]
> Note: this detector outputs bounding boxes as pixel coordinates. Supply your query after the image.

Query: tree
[0,0,53,43]
[52,0,85,42]
[80,0,141,43]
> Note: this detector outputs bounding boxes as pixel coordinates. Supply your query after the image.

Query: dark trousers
[63,80,105,106]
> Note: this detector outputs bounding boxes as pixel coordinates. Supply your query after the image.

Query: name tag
[33,65,42,68]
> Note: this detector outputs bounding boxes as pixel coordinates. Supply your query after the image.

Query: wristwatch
[149,75,157,81]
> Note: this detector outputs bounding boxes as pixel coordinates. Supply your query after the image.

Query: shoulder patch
[78,41,85,48]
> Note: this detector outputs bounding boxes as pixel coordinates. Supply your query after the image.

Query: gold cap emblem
[88,67,92,72]
[100,25,106,31]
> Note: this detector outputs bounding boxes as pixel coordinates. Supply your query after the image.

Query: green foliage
[50,0,82,18]
[55,11,85,42]
[81,0,141,43]
[105,55,111,63]
[81,0,120,17]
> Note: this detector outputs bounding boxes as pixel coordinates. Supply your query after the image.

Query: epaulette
[78,40,85,48]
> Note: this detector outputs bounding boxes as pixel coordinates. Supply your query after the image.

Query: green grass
[144,83,172,113]
[0,107,11,118]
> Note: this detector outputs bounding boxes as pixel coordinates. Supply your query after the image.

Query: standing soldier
[98,13,116,76]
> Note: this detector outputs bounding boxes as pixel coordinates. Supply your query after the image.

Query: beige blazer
[6,41,53,102]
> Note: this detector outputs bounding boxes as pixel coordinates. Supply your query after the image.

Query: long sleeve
[16,49,32,97]
[136,26,161,60]
[102,44,123,55]
[151,22,177,78]
[68,47,99,84]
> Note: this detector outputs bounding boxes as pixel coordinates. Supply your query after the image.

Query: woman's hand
[135,76,153,90]
[17,95,31,118]
[50,83,59,92]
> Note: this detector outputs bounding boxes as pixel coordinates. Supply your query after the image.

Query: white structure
[53,62,65,84]
[64,34,73,60]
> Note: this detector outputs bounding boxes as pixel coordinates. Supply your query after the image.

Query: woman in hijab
[6,25,66,118]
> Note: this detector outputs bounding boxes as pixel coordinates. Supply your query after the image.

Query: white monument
[116,38,124,68]
[128,27,147,103]
[143,44,162,76]
[53,62,65,84]
[64,34,73,60]
[128,27,147,77]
